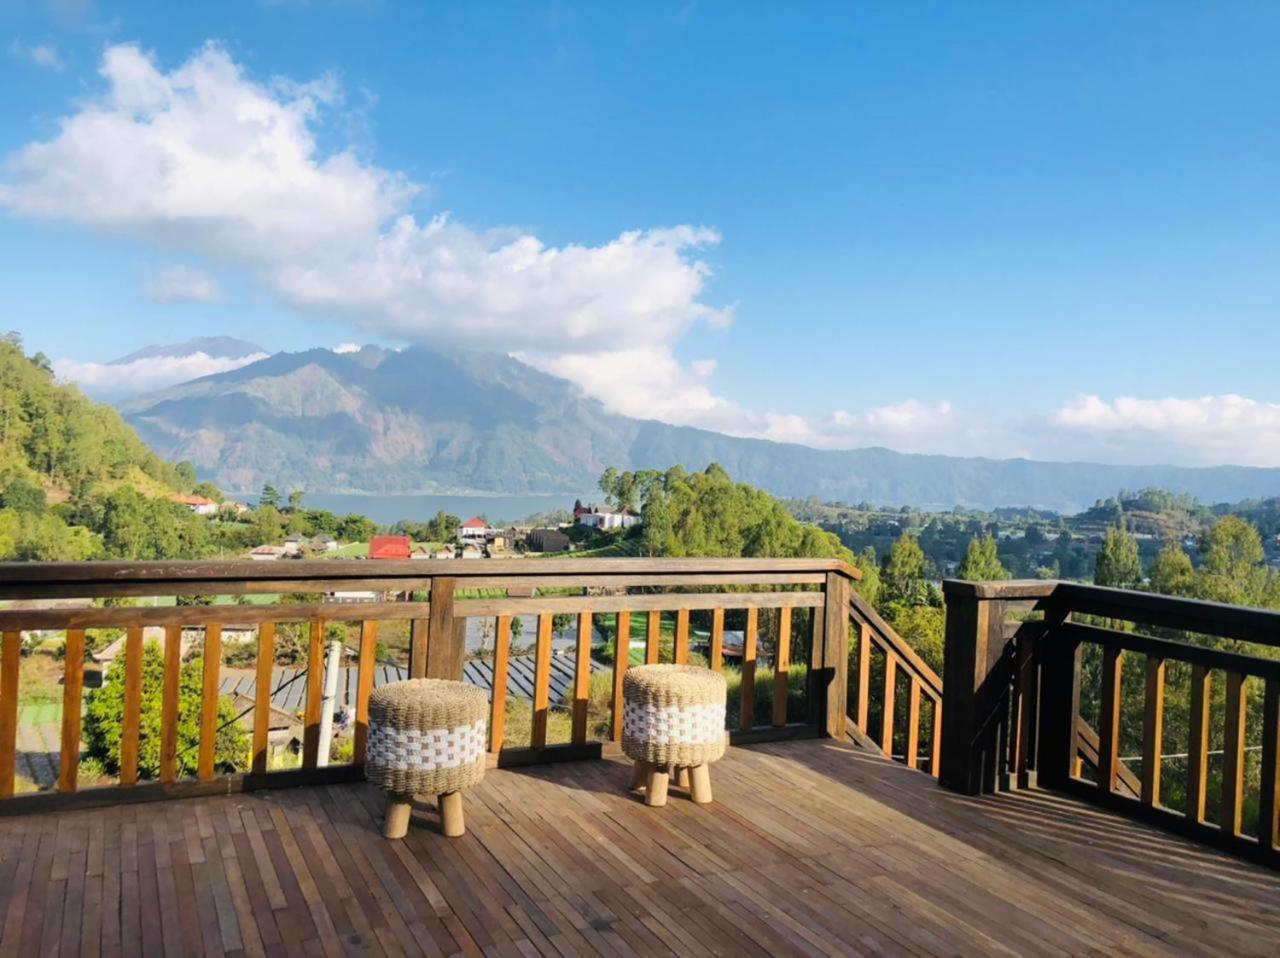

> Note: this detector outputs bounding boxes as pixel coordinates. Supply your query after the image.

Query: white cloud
[10,41,65,71]
[332,342,361,354]
[55,351,268,400]
[0,41,726,356]
[145,265,219,302]
[1047,394,1280,466]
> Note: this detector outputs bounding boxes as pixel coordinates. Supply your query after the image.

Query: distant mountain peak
[111,336,267,365]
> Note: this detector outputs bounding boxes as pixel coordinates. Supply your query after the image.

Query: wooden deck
[1,739,1277,957]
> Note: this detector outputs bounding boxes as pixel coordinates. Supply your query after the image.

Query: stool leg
[645,766,670,807]
[628,760,650,790]
[689,764,713,805]
[675,765,690,789]
[383,793,413,839]
[438,791,465,838]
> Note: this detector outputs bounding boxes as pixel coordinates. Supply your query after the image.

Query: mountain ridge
[119,345,1280,512]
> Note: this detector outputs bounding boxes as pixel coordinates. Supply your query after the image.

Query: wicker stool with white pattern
[622,664,727,807]
[365,678,487,839]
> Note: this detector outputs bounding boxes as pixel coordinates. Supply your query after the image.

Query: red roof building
[461,517,486,529]
[367,534,411,560]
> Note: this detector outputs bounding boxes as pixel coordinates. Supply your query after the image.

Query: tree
[1094,526,1141,589]
[957,534,1010,582]
[882,534,927,605]
[850,547,881,607]
[287,490,305,512]
[259,485,281,509]
[84,642,247,778]
[174,460,197,489]
[1148,544,1194,597]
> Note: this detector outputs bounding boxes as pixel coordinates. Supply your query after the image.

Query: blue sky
[2,2,1280,467]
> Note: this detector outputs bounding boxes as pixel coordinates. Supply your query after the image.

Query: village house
[282,533,306,556]
[309,533,339,552]
[249,544,284,561]
[574,503,641,531]
[458,517,490,542]
[459,542,484,559]
[169,493,219,516]
[527,528,571,553]
[367,534,411,560]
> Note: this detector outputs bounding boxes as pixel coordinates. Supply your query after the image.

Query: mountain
[111,336,266,364]
[120,345,1280,511]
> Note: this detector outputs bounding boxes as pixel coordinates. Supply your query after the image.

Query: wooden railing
[0,558,861,814]
[846,591,944,775]
[940,579,1280,868]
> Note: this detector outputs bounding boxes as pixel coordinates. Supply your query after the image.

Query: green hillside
[0,334,214,560]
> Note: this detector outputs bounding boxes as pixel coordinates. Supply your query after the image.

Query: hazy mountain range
[117,343,1280,511]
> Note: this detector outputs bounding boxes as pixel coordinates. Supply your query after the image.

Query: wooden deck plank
[1,739,1278,957]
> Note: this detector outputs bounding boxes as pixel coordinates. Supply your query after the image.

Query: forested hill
[0,335,217,560]
[0,335,189,501]
[123,343,1280,511]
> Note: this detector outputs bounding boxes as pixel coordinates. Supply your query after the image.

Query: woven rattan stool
[365,679,487,839]
[621,664,727,807]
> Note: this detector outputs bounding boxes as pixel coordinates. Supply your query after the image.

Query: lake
[298,492,596,525]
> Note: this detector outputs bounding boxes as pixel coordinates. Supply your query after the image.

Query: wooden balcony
[0,559,1277,955]
[2,737,1278,956]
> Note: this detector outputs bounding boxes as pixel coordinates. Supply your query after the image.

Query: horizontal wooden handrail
[1062,621,1280,682]
[0,600,431,632]
[0,556,862,598]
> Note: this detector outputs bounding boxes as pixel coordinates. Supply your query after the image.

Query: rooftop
[1,739,1276,956]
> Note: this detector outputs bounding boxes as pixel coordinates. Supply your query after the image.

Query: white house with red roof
[458,517,491,542]
[170,493,219,516]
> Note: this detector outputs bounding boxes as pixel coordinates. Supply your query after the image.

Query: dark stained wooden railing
[940,578,1280,869]
[0,558,861,814]
[846,591,944,774]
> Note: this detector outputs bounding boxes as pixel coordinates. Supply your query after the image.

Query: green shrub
[84,641,249,778]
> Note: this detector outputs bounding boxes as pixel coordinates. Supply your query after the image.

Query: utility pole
[316,638,343,766]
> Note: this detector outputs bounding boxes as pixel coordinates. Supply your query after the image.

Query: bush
[84,641,249,778]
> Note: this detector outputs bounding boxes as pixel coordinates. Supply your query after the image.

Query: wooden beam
[119,626,143,787]
[1260,679,1280,851]
[490,616,511,752]
[159,624,181,783]
[855,622,871,732]
[1140,657,1165,807]
[58,629,85,794]
[302,620,323,769]
[772,607,792,727]
[881,652,897,757]
[252,623,274,774]
[905,677,921,770]
[572,611,592,744]
[0,631,19,798]
[409,617,429,679]
[1187,664,1211,824]
[710,608,724,673]
[354,620,377,764]
[1097,646,1124,795]
[532,614,552,748]
[610,612,630,742]
[1221,671,1247,836]
[425,577,463,680]
[674,609,690,665]
[740,608,757,731]
[198,624,223,781]
[645,610,661,664]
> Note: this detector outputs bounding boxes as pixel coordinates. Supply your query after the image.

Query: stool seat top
[624,663,726,700]
[368,678,488,729]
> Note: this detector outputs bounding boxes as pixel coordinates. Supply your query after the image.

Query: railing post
[425,576,466,681]
[939,581,1011,795]
[810,571,850,738]
[1034,604,1077,790]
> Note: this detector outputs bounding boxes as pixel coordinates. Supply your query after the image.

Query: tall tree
[1094,526,1141,589]
[882,533,927,605]
[957,534,1009,581]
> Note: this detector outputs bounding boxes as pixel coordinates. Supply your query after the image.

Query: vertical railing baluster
[532,613,552,747]
[409,618,429,679]
[674,609,690,665]
[160,624,181,783]
[198,623,222,781]
[772,607,792,728]
[0,631,19,798]
[710,608,724,673]
[610,611,630,742]
[905,676,921,770]
[1140,657,1165,807]
[354,620,377,764]
[1260,679,1280,850]
[1221,671,1247,835]
[58,628,85,794]
[302,619,323,769]
[855,622,871,733]
[646,611,661,664]
[1097,647,1123,795]
[740,608,757,731]
[251,622,274,774]
[929,697,942,778]
[119,626,143,787]
[490,615,511,752]
[572,611,592,744]
[881,651,897,757]
[1187,664,1211,823]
